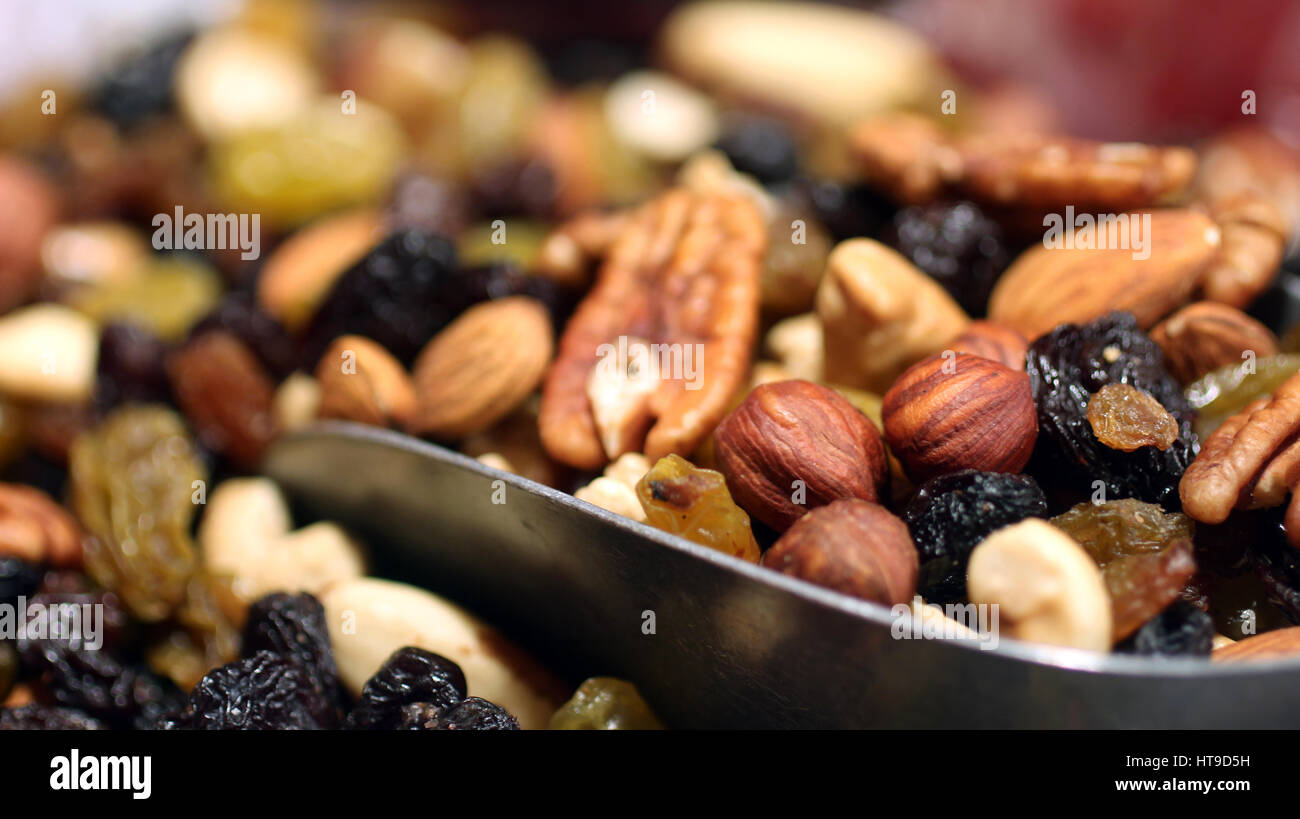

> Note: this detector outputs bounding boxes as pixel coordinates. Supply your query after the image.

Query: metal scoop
[264,422,1300,728]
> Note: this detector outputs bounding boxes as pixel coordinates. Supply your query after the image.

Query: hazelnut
[714,380,888,532]
[1149,301,1279,383]
[966,519,1112,652]
[948,321,1029,371]
[881,353,1037,483]
[763,499,917,606]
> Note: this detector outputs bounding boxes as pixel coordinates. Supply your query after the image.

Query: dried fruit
[176,28,315,140]
[882,353,1038,482]
[243,592,342,712]
[549,677,665,730]
[902,470,1047,604]
[347,647,467,730]
[1186,354,1300,440]
[763,499,918,605]
[1150,302,1279,383]
[1117,601,1214,657]
[190,292,300,379]
[174,651,337,730]
[714,380,888,532]
[761,202,832,316]
[0,556,41,607]
[637,454,760,561]
[88,31,193,130]
[0,705,106,731]
[69,406,205,622]
[714,114,798,186]
[93,322,171,413]
[70,256,222,343]
[0,483,83,567]
[409,297,553,440]
[167,330,278,469]
[1085,383,1180,452]
[881,201,1011,316]
[434,698,519,730]
[817,238,970,393]
[1026,312,1196,508]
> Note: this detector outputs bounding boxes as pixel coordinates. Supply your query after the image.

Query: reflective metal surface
[264,422,1300,728]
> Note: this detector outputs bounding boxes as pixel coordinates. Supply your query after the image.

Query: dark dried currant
[0,704,106,730]
[1025,311,1196,509]
[902,469,1047,604]
[468,158,559,221]
[714,115,799,186]
[87,31,193,130]
[881,201,1010,316]
[190,292,299,379]
[178,651,337,730]
[347,647,467,730]
[435,697,519,731]
[0,556,42,607]
[1116,601,1214,657]
[792,177,895,242]
[242,592,341,710]
[93,322,171,414]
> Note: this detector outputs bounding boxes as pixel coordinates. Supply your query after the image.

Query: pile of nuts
[3,0,1300,732]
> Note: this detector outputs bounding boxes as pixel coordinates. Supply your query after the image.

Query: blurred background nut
[1149,301,1279,383]
[0,483,83,567]
[574,452,651,522]
[764,313,824,382]
[604,70,718,164]
[948,321,1029,371]
[882,353,1037,483]
[0,156,60,313]
[967,519,1112,652]
[817,238,970,393]
[1195,126,1300,258]
[1197,192,1287,309]
[0,304,97,403]
[460,400,564,488]
[763,498,918,606]
[715,380,888,532]
[272,372,322,433]
[320,577,566,730]
[39,221,147,294]
[315,335,417,429]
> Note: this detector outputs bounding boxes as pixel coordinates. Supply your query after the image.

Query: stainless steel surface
[264,422,1300,728]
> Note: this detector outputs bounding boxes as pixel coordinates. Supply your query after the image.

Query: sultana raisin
[549,677,665,730]
[173,651,337,730]
[147,572,241,691]
[69,406,206,622]
[167,330,278,470]
[902,470,1047,604]
[347,647,467,730]
[636,454,761,562]
[1085,382,1179,452]
[1185,353,1300,440]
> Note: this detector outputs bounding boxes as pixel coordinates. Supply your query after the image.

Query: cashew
[604,452,651,489]
[320,577,564,729]
[765,313,824,382]
[816,239,970,393]
[605,71,718,163]
[966,519,1112,652]
[475,452,516,473]
[0,304,97,402]
[272,372,322,432]
[575,476,646,522]
[198,477,364,602]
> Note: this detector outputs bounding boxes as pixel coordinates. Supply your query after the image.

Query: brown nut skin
[1149,301,1279,383]
[763,499,917,606]
[315,335,417,428]
[0,156,61,313]
[0,483,84,567]
[882,353,1037,483]
[948,321,1028,371]
[714,380,888,533]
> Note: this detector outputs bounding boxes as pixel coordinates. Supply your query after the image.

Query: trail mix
[3,0,1300,730]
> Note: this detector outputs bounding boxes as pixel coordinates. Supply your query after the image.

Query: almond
[1212,626,1300,662]
[1149,301,1279,383]
[409,297,554,439]
[315,335,417,428]
[987,209,1220,339]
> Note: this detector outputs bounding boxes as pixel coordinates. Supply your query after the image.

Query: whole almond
[1149,301,1279,383]
[409,297,554,439]
[1212,627,1300,662]
[316,335,416,428]
[257,209,383,332]
[987,209,1220,339]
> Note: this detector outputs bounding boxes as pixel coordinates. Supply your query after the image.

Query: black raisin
[456,262,577,331]
[93,322,171,414]
[0,557,42,608]
[347,647,467,730]
[397,702,444,730]
[902,469,1048,603]
[1025,312,1197,509]
[178,651,336,730]
[0,704,106,730]
[714,115,799,186]
[300,229,459,365]
[435,697,519,730]
[790,177,895,242]
[1116,601,1214,657]
[242,592,342,711]
[190,292,299,378]
[87,31,193,130]
[1249,515,1300,624]
[468,158,559,221]
[881,201,1010,316]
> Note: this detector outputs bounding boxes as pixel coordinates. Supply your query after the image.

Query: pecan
[538,188,764,470]
[0,483,83,567]
[1195,125,1300,254]
[1197,192,1287,309]
[1179,371,1300,524]
[1150,301,1279,383]
[845,113,961,204]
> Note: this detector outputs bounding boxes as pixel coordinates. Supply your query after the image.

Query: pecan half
[1197,192,1287,309]
[1179,371,1300,524]
[0,483,83,567]
[539,188,764,470]
[1150,301,1279,383]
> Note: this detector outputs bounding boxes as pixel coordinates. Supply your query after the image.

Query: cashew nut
[574,453,651,521]
[966,519,1112,652]
[0,304,97,402]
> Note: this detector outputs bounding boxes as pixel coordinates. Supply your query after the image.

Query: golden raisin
[1085,382,1178,452]
[635,454,760,562]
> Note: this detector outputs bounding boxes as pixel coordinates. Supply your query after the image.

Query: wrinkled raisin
[714,115,799,186]
[87,31,193,130]
[190,292,299,379]
[347,647,467,730]
[0,704,106,730]
[1026,312,1196,508]
[902,470,1047,604]
[243,592,341,711]
[175,651,337,730]
[793,177,895,242]
[435,697,519,730]
[1085,383,1179,452]
[93,322,171,414]
[1116,601,1214,657]
[397,702,444,730]
[549,677,664,730]
[469,158,559,221]
[167,330,278,469]
[0,557,42,607]
[636,454,761,562]
[881,201,1010,316]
